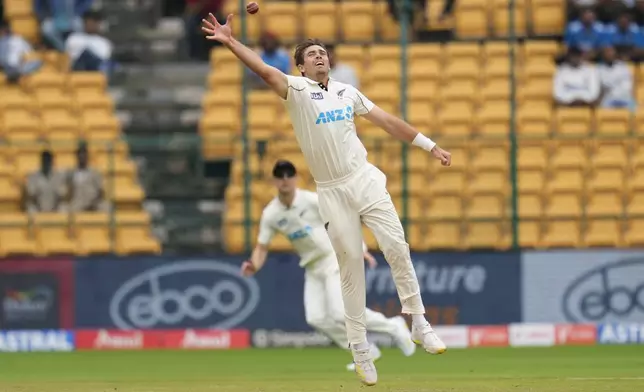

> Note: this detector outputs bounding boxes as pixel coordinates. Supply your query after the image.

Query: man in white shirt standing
[597,46,635,109]
[553,46,601,106]
[202,14,450,386]
[241,160,417,372]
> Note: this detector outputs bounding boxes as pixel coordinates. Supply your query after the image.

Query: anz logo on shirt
[315,106,353,125]
[287,225,313,240]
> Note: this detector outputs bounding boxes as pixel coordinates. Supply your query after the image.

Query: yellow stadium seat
[484,42,511,60]
[518,81,553,104]
[518,143,547,170]
[595,109,631,135]
[466,195,505,219]
[437,102,474,137]
[41,109,81,140]
[0,213,37,256]
[627,191,644,215]
[3,109,40,141]
[455,0,489,38]
[625,218,644,246]
[0,174,21,212]
[517,104,552,136]
[408,101,433,130]
[440,81,478,103]
[470,143,507,171]
[466,222,507,249]
[522,60,556,85]
[4,0,34,17]
[264,2,299,42]
[13,146,43,178]
[523,41,560,60]
[68,72,108,92]
[445,43,482,61]
[519,193,543,218]
[376,1,400,41]
[408,223,429,252]
[224,200,264,223]
[0,88,35,110]
[303,2,338,41]
[531,0,565,36]
[633,142,644,167]
[26,71,66,91]
[33,213,76,256]
[341,2,375,42]
[335,45,366,80]
[469,170,508,195]
[409,60,441,84]
[551,141,587,169]
[74,213,112,255]
[10,17,39,43]
[628,167,644,193]
[106,176,145,209]
[114,212,160,255]
[492,0,527,37]
[545,193,581,217]
[76,93,114,113]
[591,141,627,168]
[546,169,584,194]
[587,167,623,192]
[35,89,72,111]
[427,195,462,220]
[223,222,258,253]
[81,111,121,140]
[208,64,242,86]
[444,60,480,82]
[477,102,510,136]
[409,44,443,62]
[94,155,137,178]
[585,219,622,247]
[519,220,541,248]
[542,220,581,248]
[430,170,467,195]
[480,80,510,102]
[427,222,461,249]
[518,169,545,194]
[587,191,623,217]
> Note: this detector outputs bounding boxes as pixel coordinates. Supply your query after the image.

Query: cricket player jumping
[241,160,417,371]
[203,14,450,386]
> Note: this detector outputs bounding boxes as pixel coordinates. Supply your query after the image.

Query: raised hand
[240,260,257,277]
[431,146,452,167]
[201,13,234,45]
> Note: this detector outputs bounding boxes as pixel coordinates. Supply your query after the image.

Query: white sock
[411,314,428,326]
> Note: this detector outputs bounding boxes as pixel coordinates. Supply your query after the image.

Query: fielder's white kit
[281,76,426,345]
[257,189,411,350]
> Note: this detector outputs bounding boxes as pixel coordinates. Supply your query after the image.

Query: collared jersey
[282,75,375,183]
[257,189,335,267]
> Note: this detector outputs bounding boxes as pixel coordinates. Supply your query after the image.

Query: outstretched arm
[363,106,451,166]
[202,13,288,99]
[241,243,269,276]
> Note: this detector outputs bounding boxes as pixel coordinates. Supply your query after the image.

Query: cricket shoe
[392,316,416,357]
[411,322,447,354]
[346,343,381,371]
[349,342,378,386]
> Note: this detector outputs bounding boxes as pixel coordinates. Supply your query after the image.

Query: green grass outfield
[1,346,643,392]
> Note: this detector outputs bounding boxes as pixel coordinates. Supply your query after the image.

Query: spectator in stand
[184,0,225,61]
[248,32,290,89]
[598,46,635,109]
[65,11,113,75]
[632,0,644,26]
[564,8,605,60]
[35,0,94,51]
[553,46,601,106]
[68,143,106,212]
[0,20,43,82]
[567,0,629,24]
[326,44,360,89]
[25,150,67,213]
[602,11,644,60]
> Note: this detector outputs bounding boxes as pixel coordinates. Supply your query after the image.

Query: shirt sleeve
[283,75,309,103]
[257,210,276,246]
[353,88,375,116]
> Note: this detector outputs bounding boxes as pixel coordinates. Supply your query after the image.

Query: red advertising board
[75,329,250,350]
[0,259,74,329]
[555,324,597,345]
[468,326,509,347]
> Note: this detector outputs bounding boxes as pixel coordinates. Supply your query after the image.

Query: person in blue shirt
[565,8,605,60]
[602,11,644,60]
[247,32,291,89]
[35,0,95,51]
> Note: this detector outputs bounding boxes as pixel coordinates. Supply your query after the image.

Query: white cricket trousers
[304,253,400,348]
[316,163,425,346]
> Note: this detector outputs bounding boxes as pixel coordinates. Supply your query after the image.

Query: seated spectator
[248,32,290,89]
[0,20,43,82]
[65,11,113,75]
[67,143,106,212]
[564,8,605,60]
[568,0,629,24]
[184,0,225,61]
[598,46,635,109]
[602,12,644,60]
[25,150,67,213]
[554,47,601,106]
[632,0,644,26]
[36,0,93,51]
[327,44,360,88]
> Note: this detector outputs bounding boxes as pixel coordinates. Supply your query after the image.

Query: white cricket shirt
[257,189,335,267]
[282,75,375,183]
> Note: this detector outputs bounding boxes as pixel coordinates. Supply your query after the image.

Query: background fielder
[241,160,416,370]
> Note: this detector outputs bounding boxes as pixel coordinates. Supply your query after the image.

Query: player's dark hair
[293,38,326,67]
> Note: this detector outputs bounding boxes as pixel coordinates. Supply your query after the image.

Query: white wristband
[412,133,436,152]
